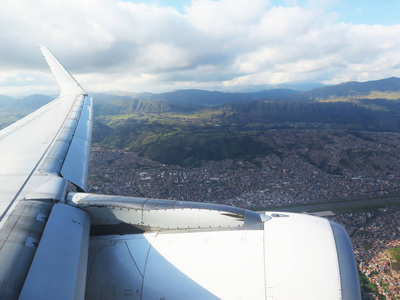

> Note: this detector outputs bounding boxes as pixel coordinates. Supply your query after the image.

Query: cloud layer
[1,0,400,95]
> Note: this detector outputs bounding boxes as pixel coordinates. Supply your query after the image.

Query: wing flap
[60,96,93,191]
[38,94,92,192]
[19,203,90,300]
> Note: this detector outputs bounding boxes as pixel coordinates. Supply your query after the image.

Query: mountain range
[2,77,400,114]
[2,77,400,166]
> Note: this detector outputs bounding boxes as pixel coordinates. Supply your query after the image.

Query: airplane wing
[0,47,92,299]
[0,48,361,299]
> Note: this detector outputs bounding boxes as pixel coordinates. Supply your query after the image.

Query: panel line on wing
[140,232,157,295]
[124,242,144,278]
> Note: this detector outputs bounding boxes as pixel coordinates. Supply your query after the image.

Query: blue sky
[1,0,400,96]
[125,0,400,25]
[332,0,400,25]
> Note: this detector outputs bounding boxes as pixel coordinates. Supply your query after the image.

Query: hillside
[91,77,400,166]
[93,93,202,116]
[92,88,298,113]
[3,77,400,166]
[223,99,400,131]
[136,88,297,105]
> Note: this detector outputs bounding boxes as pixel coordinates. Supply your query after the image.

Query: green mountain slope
[95,88,297,108]
[223,99,400,131]
[93,93,201,116]
[92,77,400,166]
[142,88,297,105]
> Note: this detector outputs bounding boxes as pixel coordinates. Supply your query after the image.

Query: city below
[88,128,400,299]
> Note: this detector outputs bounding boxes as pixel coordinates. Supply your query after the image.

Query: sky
[1,0,400,96]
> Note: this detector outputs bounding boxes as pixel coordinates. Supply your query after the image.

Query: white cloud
[0,0,400,96]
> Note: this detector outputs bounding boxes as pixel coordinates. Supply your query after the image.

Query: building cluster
[331,210,400,299]
[88,129,400,209]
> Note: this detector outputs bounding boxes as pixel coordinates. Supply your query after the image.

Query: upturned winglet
[40,46,87,96]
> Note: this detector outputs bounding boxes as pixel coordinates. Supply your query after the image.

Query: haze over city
[1,0,400,96]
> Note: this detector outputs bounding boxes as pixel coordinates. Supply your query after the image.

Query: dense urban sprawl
[331,210,400,299]
[88,130,400,207]
[87,130,400,298]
